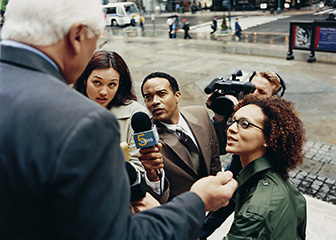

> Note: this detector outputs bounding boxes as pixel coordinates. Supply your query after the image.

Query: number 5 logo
[138,134,147,146]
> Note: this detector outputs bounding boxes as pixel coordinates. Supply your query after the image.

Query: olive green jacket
[225,155,306,240]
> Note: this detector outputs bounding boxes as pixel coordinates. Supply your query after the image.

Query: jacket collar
[0,43,65,84]
[154,118,197,174]
[236,155,274,188]
[153,108,211,176]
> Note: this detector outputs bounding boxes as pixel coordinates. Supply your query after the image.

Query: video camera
[205,70,256,116]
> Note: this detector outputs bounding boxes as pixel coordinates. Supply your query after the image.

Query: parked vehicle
[103,2,139,27]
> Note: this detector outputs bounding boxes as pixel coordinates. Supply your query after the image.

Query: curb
[221,41,336,64]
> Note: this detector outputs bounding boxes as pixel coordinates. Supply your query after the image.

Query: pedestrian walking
[167,16,174,38]
[191,2,197,14]
[175,3,180,12]
[130,14,136,27]
[211,16,218,34]
[319,1,324,11]
[171,18,177,39]
[182,18,191,39]
[138,15,145,32]
[235,17,242,41]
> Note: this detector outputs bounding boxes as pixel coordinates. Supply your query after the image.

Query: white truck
[103,2,139,27]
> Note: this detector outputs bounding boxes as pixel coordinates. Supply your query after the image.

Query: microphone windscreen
[125,162,137,185]
[131,112,152,133]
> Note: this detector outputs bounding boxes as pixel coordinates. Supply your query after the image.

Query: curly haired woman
[223,94,306,239]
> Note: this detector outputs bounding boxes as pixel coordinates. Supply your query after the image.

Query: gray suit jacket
[0,43,205,240]
[154,106,221,201]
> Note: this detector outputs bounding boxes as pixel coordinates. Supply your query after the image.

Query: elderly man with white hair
[0,0,237,239]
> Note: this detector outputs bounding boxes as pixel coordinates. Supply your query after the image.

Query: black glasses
[84,25,99,38]
[227,117,264,131]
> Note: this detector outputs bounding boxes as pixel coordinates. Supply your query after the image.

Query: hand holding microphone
[138,143,163,182]
[131,112,164,182]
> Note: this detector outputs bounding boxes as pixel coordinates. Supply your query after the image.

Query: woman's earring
[263,143,268,148]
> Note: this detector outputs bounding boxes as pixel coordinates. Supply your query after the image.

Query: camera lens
[210,96,235,116]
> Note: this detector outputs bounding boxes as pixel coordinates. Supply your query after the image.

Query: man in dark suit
[211,16,218,34]
[140,72,222,201]
[0,0,237,239]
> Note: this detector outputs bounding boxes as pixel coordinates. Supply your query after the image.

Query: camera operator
[200,70,285,239]
[208,71,285,155]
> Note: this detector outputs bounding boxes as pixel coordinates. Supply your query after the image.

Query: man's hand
[138,143,164,182]
[190,171,238,212]
[206,93,225,123]
[131,192,161,214]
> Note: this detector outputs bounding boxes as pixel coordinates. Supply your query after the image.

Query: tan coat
[154,106,221,201]
[110,100,149,174]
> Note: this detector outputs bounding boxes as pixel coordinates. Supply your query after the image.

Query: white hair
[1,0,105,45]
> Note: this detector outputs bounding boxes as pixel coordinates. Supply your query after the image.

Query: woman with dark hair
[74,50,147,173]
[223,94,306,239]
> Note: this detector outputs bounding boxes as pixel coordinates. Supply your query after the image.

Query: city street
[104,6,336,41]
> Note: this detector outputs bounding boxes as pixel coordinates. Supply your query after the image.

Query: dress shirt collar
[158,113,198,146]
[159,113,192,136]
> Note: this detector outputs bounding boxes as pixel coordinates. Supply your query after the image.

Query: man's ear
[67,23,86,55]
[175,91,181,103]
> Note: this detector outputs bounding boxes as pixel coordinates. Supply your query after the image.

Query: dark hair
[74,50,137,108]
[234,94,305,179]
[141,72,179,96]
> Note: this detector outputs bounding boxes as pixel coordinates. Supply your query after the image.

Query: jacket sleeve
[212,117,229,155]
[224,211,269,240]
[52,109,205,240]
[146,177,170,204]
[208,112,222,175]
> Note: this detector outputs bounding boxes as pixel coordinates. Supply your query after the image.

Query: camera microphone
[204,77,222,94]
[205,79,255,94]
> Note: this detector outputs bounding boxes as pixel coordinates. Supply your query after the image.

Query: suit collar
[154,109,211,177]
[0,43,66,84]
[155,119,198,177]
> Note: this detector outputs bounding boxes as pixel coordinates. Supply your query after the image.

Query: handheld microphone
[131,112,161,178]
[131,112,160,149]
[125,161,147,202]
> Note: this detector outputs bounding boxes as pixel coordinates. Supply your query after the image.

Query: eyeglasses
[227,117,264,131]
[84,25,99,38]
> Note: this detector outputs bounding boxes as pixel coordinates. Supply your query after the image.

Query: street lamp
[277,0,282,14]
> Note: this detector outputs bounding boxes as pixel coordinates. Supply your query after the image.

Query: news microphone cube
[133,125,160,149]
